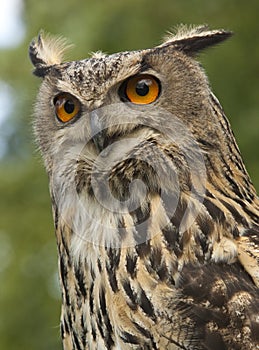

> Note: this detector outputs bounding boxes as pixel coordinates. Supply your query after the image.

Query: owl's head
[30,26,232,161]
[30,26,231,156]
[30,26,240,241]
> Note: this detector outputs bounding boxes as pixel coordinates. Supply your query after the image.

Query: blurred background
[0,0,258,349]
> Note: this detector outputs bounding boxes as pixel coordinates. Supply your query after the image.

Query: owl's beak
[90,110,106,153]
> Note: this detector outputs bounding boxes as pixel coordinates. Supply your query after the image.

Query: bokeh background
[0,0,258,349]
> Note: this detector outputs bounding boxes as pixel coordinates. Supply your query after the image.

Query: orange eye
[123,74,160,104]
[54,93,80,123]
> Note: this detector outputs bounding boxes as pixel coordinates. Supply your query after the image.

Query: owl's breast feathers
[56,146,259,349]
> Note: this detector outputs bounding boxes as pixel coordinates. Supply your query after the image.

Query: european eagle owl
[29,26,259,349]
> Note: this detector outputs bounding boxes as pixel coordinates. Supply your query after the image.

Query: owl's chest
[54,189,196,349]
[58,247,161,350]
[57,212,182,350]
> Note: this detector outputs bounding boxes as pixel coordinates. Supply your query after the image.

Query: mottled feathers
[30,25,259,349]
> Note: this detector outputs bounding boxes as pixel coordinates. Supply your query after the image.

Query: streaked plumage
[29,25,259,349]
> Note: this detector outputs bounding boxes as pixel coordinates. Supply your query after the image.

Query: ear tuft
[159,24,233,56]
[29,31,72,77]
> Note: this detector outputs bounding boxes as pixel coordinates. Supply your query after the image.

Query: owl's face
[30,27,234,247]
[33,44,209,159]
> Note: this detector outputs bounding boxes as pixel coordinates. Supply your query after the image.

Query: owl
[29,25,259,349]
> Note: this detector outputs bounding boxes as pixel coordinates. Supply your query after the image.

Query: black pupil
[64,100,75,114]
[135,80,150,96]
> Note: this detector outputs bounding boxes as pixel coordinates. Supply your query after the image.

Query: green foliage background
[0,0,258,349]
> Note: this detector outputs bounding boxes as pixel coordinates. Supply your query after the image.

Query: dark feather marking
[120,331,139,344]
[234,197,259,223]
[135,240,151,258]
[59,254,71,306]
[224,172,245,200]
[162,223,178,247]
[75,264,87,299]
[73,330,83,350]
[128,203,151,256]
[106,324,115,347]
[53,202,59,230]
[29,37,45,66]
[80,315,87,347]
[63,317,70,334]
[89,282,94,314]
[131,203,151,252]
[133,204,151,224]
[148,247,170,282]
[205,189,215,198]
[126,254,137,278]
[139,55,152,72]
[32,66,52,77]
[132,322,158,349]
[197,138,217,150]
[162,192,187,227]
[107,248,121,269]
[99,287,106,315]
[219,198,248,228]
[97,258,102,272]
[91,321,96,341]
[162,223,182,260]
[157,262,170,282]
[106,248,120,293]
[59,231,71,264]
[60,322,65,339]
[122,280,138,310]
[103,318,115,348]
[107,268,119,293]
[99,287,115,348]
[96,310,104,338]
[194,233,209,259]
[67,312,73,332]
[75,160,91,195]
[132,321,152,339]
[195,214,214,237]
[149,247,162,268]
[131,203,151,258]
[203,198,225,222]
[139,288,155,319]
[243,226,259,239]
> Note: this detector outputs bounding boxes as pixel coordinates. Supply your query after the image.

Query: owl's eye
[121,74,160,104]
[53,93,80,123]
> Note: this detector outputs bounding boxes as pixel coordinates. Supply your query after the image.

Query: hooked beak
[90,110,107,153]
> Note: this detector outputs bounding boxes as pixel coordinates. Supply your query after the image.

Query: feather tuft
[158,24,232,55]
[29,31,73,68]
